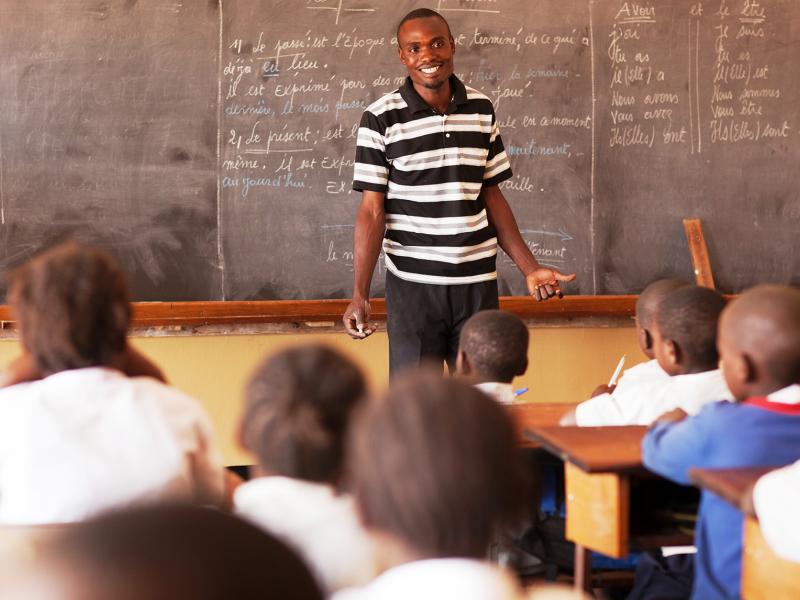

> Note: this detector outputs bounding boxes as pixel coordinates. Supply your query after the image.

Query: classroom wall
[0,324,643,465]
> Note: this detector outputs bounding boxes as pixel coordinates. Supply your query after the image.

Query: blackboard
[0,0,797,301]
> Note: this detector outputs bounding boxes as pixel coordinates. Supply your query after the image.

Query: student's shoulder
[620,359,668,384]
[129,377,210,420]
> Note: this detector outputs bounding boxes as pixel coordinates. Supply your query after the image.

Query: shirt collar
[743,384,800,414]
[475,381,515,405]
[399,74,469,115]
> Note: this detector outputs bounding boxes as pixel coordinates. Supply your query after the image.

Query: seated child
[567,284,729,426]
[563,279,687,425]
[0,505,323,600]
[751,458,800,563]
[0,242,226,524]
[235,345,375,595]
[334,373,531,600]
[455,309,529,404]
[641,284,800,600]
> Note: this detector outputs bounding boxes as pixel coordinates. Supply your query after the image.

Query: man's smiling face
[397,16,455,92]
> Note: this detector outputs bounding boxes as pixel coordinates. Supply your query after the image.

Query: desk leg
[574,544,592,593]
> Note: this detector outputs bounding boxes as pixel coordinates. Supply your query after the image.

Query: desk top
[524,425,648,473]
[506,403,577,448]
[689,466,777,517]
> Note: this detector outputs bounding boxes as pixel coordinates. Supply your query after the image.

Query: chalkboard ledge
[0,296,636,330]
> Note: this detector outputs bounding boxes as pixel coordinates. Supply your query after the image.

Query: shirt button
[445,133,450,137]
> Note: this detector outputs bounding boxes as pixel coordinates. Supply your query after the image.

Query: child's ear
[665,339,681,368]
[740,352,758,384]
[455,349,470,376]
[641,327,654,351]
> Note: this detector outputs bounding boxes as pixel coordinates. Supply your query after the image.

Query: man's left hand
[525,268,576,301]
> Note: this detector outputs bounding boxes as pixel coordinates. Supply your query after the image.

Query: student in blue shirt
[640,285,800,600]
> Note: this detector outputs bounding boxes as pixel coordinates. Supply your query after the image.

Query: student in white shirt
[561,279,688,425]
[455,310,529,405]
[566,285,731,426]
[235,345,375,595]
[334,373,531,600]
[751,457,800,563]
[0,242,226,524]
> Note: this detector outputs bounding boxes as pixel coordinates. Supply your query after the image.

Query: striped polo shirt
[352,75,513,285]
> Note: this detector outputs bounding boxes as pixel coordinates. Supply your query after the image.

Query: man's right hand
[343,298,376,339]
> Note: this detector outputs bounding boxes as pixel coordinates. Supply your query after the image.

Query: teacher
[343,8,576,374]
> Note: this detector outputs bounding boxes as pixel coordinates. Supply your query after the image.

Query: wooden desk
[506,403,577,448]
[690,467,800,600]
[526,425,693,591]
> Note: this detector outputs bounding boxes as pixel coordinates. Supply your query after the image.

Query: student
[455,309,529,404]
[235,345,375,595]
[334,373,530,600]
[565,284,729,426]
[751,459,800,563]
[0,242,226,524]
[0,505,324,600]
[641,285,800,600]
[562,279,686,425]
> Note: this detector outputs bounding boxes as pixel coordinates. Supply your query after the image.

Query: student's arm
[567,393,627,427]
[482,185,575,300]
[642,410,711,485]
[189,412,229,509]
[342,190,385,339]
[559,408,577,426]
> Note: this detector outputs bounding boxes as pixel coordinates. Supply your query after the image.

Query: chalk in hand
[608,355,626,387]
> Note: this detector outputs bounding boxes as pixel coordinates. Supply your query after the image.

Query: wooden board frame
[0,295,637,329]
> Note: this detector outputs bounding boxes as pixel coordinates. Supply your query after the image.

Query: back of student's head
[655,285,726,372]
[347,373,528,559]
[636,279,690,327]
[16,505,323,600]
[242,345,366,485]
[720,285,800,394]
[7,242,130,375]
[458,310,529,382]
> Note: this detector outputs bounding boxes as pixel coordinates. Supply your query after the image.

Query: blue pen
[514,387,529,397]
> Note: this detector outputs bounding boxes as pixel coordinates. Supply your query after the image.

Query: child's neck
[672,362,717,376]
[743,380,797,399]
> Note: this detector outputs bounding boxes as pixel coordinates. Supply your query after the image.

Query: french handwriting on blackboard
[0,1,796,300]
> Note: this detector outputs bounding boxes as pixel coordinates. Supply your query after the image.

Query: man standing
[344,8,575,374]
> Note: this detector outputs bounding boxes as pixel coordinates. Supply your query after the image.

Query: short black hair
[347,373,529,559]
[40,506,323,600]
[7,242,130,375]
[655,286,726,371]
[396,8,452,43]
[459,310,528,382]
[636,278,690,328]
[242,345,366,485]
[723,285,800,387]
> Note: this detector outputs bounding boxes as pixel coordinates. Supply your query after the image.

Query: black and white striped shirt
[353,76,513,285]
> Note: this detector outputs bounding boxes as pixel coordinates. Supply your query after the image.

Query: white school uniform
[235,476,376,594]
[575,362,731,426]
[475,381,516,405]
[332,558,526,600]
[753,432,800,563]
[0,367,225,524]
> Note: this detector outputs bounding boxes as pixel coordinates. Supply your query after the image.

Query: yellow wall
[0,325,643,466]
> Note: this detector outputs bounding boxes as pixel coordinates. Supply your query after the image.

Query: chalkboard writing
[0,0,797,301]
